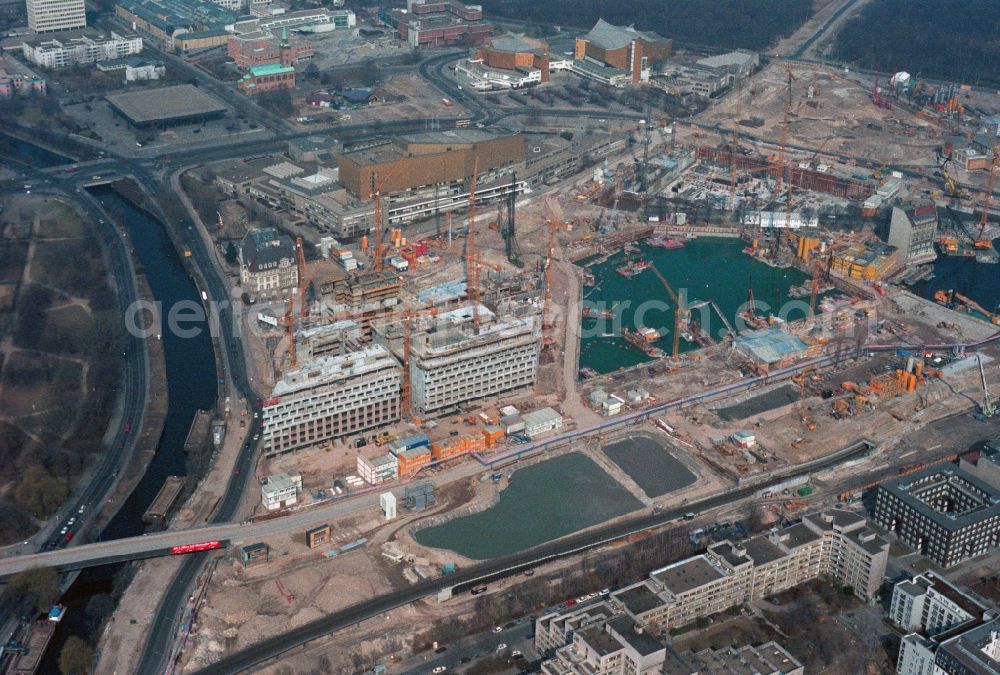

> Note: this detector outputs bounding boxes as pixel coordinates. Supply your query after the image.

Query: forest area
[833,0,1000,88]
[478,0,813,51]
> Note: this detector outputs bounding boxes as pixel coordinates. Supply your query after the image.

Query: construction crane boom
[979,354,996,417]
[976,146,999,247]
[296,236,308,320]
[649,263,685,358]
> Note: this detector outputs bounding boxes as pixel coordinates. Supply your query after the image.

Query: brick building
[228,28,313,67]
[476,32,550,82]
[237,62,295,95]
[574,19,672,84]
[384,0,491,48]
[337,130,524,198]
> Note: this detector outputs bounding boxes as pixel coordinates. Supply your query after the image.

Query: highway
[194,438,874,675]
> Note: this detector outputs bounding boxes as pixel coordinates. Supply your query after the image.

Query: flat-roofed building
[573,19,672,84]
[890,573,986,636]
[23,30,142,68]
[261,470,301,510]
[384,0,491,48]
[376,304,541,416]
[357,452,398,484]
[105,83,226,127]
[262,345,401,456]
[610,509,887,634]
[873,463,1000,568]
[888,202,938,264]
[27,0,85,33]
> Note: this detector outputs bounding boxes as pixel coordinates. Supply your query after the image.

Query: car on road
[495,643,507,652]
[432,668,447,674]
[434,646,447,654]
[511,650,522,658]
[59,527,68,535]
[493,626,502,633]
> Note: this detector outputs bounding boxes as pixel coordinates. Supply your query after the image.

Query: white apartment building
[522,407,563,439]
[890,573,983,636]
[262,345,401,456]
[261,470,301,510]
[23,31,143,68]
[610,509,889,635]
[357,452,399,485]
[26,0,85,33]
[383,305,540,416]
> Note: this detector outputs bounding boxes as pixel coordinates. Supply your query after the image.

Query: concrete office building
[521,406,563,439]
[960,442,1000,491]
[383,0,491,49]
[377,304,541,416]
[23,30,142,68]
[261,344,401,456]
[26,0,85,33]
[610,509,888,635]
[887,202,938,264]
[872,463,1000,568]
[238,227,299,297]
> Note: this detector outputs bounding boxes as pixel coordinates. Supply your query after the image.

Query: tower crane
[541,195,563,344]
[974,146,999,249]
[466,156,481,329]
[649,264,686,358]
[370,172,386,273]
[296,236,308,320]
[978,354,996,418]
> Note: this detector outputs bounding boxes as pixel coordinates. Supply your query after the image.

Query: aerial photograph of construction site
[3,0,1000,674]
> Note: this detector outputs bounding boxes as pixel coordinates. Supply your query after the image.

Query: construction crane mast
[979,354,996,418]
[501,172,521,266]
[466,156,481,329]
[371,173,386,273]
[296,236,308,320]
[773,66,794,261]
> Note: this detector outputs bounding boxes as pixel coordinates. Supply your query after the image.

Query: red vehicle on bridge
[170,540,222,555]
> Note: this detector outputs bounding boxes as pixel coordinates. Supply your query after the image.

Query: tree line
[479,0,813,51]
[833,0,1000,88]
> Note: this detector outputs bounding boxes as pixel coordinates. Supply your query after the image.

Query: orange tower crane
[975,146,999,249]
[296,236,308,320]
[279,297,297,368]
[466,156,481,329]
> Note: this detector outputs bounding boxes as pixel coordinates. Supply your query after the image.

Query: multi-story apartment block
[238,228,298,297]
[888,202,938,264]
[376,304,540,416]
[891,573,985,636]
[261,345,401,456]
[610,509,888,635]
[23,30,142,68]
[872,463,1000,568]
[537,604,804,675]
[26,0,85,33]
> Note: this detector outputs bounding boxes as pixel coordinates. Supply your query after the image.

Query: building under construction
[261,344,401,456]
[695,146,872,202]
[374,304,541,416]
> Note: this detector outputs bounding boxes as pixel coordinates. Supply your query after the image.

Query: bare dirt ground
[697,61,943,171]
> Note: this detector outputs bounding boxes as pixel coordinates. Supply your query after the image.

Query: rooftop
[696,50,757,70]
[105,84,226,123]
[575,625,623,657]
[248,63,295,77]
[937,618,1000,674]
[879,463,1000,531]
[734,328,808,365]
[584,18,667,51]
[488,32,547,54]
[607,615,664,656]
[613,583,665,616]
[741,536,787,566]
[651,555,726,595]
[270,345,399,397]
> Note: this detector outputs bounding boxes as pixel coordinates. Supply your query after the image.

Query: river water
[1,134,218,668]
[37,185,217,670]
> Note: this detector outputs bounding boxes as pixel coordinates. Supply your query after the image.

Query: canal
[580,237,813,374]
[913,242,1000,314]
[38,185,218,671]
[414,452,643,560]
[0,132,71,168]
